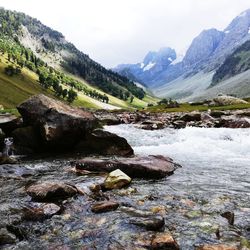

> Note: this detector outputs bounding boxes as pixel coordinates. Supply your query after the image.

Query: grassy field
[0,54,159,111]
[146,102,250,113]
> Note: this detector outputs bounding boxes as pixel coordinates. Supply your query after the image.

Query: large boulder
[17,94,98,151]
[73,155,181,179]
[216,117,250,128]
[12,126,41,154]
[213,95,248,106]
[75,129,134,156]
[0,128,5,152]
[180,112,201,122]
[26,182,78,202]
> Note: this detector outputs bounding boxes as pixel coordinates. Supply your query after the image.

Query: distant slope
[212,40,250,85]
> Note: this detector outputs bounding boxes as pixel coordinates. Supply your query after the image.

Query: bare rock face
[17,94,98,151]
[73,155,181,179]
[26,182,78,202]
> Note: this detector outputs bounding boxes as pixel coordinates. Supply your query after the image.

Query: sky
[1,0,250,67]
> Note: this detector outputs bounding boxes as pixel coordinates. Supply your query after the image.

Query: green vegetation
[0,7,146,102]
[212,40,250,85]
[146,102,250,113]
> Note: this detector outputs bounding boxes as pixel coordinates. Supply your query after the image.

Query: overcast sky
[1,0,250,67]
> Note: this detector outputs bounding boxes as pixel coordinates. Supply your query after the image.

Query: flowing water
[0,126,250,249]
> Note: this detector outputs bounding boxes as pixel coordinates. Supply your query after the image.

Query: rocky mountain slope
[0,7,157,110]
[115,9,250,101]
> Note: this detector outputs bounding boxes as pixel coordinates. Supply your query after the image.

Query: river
[1,125,249,249]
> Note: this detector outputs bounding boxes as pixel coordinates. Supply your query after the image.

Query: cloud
[1,0,250,67]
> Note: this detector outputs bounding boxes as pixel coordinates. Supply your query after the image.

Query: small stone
[130,215,165,231]
[151,232,180,249]
[104,169,131,190]
[220,211,234,225]
[91,201,119,213]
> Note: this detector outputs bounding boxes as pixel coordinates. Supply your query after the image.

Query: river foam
[105,125,250,196]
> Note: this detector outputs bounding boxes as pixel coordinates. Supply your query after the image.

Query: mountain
[114,47,176,85]
[212,40,250,84]
[0,7,156,110]
[115,9,250,101]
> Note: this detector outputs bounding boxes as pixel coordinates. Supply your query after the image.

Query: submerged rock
[26,182,78,202]
[74,155,181,179]
[22,203,61,221]
[135,232,179,249]
[75,129,134,156]
[196,245,238,250]
[103,169,131,190]
[130,215,165,231]
[151,232,180,249]
[220,211,235,225]
[91,201,119,213]
[0,227,17,245]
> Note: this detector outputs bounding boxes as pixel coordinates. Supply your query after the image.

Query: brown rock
[75,129,134,156]
[180,112,201,122]
[217,117,250,128]
[74,155,181,179]
[220,211,234,225]
[0,114,22,135]
[26,182,78,202]
[22,203,61,221]
[91,201,119,213]
[17,94,98,151]
[12,126,41,154]
[151,232,180,249]
[130,215,165,231]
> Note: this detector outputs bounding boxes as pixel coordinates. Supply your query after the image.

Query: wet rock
[103,169,131,190]
[0,156,17,165]
[151,232,180,249]
[217,117,250,128]
[94,112,121,125]
[0,114,22,135]
[221,211,234,225]
[196,244,238,250]
[91,201,119,213]
[0,164,34,178]
[75,129,134,156]
[74,155,181,179]
[180,112,201,122]
[201,113,215,122]
[172,120,186,129]
[135,232,179,249]
[22,203,61,221]
[12,126,41,154]
[130,215,165,231]
[0,128,5,152]
[17,94,98,151]
[26,182,78,202]
[138,120,165,130]
[210,111,227,118]
[0,227,17,245]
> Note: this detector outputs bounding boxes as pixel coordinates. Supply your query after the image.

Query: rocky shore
[0,95,249,249]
